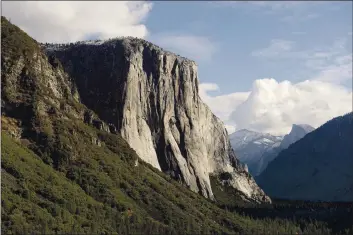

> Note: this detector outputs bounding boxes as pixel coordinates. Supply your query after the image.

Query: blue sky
[146,1,352,93]
[3,1,352,134]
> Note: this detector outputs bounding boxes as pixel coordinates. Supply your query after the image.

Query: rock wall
[280,124,315,149]
[45,38,269,201]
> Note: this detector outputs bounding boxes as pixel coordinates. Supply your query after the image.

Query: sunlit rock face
[44,37,269,202]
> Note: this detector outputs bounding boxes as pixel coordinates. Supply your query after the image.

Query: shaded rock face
[44,38,268,201]
[280,124,315,150]
[1,42,81,131]
[1,17,120,170]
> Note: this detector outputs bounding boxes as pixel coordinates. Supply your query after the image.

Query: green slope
[2,16,350,235]
[1,123,302,235]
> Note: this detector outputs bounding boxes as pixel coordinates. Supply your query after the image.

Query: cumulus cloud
[229,78,352,135]
[149,34,217,62]
[224,125,237,135]
[199,83,250,122]
[201,79,352,136]
[2,1,153,43]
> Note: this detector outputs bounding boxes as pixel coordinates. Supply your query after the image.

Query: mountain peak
[37,24,269,202]
[229,124,314,177]
[280,124,315,149]
[229,129,283,176]
[292,124,315,133]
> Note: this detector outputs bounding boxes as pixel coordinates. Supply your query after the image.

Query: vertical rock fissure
[43,38,270,202]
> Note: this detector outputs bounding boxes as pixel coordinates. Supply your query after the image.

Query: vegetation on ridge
[1,16,353,235]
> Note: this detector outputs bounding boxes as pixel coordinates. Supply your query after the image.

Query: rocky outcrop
[1,31,82,131]
[44,38,269,202]
[228,171,271,203]
[280,124,315,149]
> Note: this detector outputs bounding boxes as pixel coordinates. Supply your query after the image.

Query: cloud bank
[2,1,153,43]
[2,2,217,63]
[199,83,250,122]
[200,78,352,135]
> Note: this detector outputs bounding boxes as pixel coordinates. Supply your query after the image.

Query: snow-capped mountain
[229,129,281,149]
[230,124,315,176]
[229,129,283,176]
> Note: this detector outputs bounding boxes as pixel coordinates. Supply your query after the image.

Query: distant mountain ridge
[229,129,283,176]
[257,112,353,201]
[280,124,315,149]
[256,124,315,175]
[230,124,314,176]
[229,129,283,150]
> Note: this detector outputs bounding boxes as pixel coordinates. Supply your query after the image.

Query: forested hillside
[1,16,352,235]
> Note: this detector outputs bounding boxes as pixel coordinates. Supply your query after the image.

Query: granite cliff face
[280,124,315,150]
[43,38,269,202]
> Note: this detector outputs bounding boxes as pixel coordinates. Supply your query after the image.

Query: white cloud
[199,83,250,123]
[201,79,352,136]
[2,1,153,43]
[224,125,237,135]
[149,34,217,62]
[229,79,352,135]
[3,1,214,62]
[199,83,220,94]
